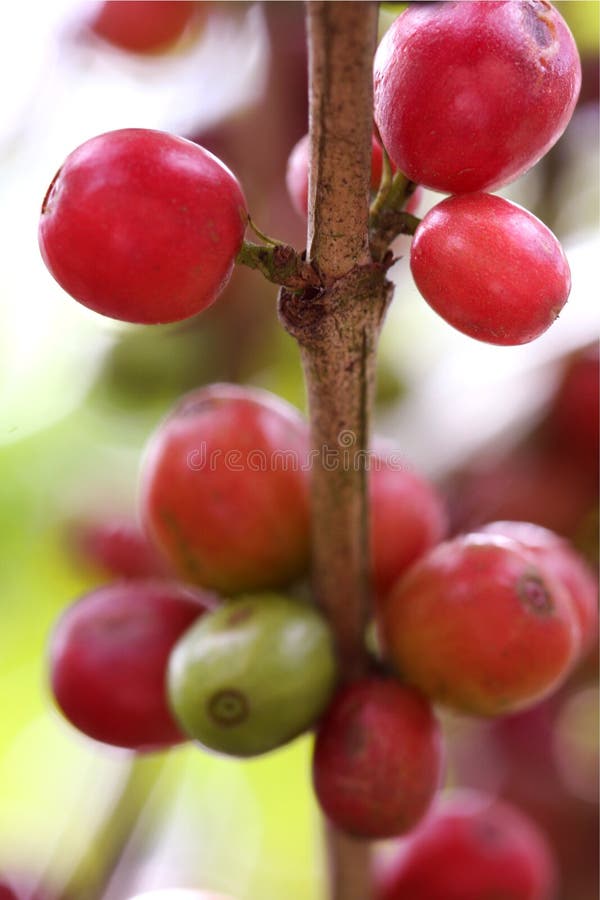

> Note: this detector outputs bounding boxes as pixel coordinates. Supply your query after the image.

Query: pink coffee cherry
[410,193,571,345]
[374,1,581,193]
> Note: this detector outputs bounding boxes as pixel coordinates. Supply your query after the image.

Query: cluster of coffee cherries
[36,1,594,897]
[50,382,596,893]
[371,0,582,346]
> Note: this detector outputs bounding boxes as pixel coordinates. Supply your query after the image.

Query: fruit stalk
[279,3,392,897]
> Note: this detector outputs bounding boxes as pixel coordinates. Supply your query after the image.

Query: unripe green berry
[167,593,338,757]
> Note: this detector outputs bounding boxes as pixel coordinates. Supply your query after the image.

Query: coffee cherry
[312,678,443,839]
[50,580,217,750]
[167,593,337,757]
[90,1,201,54]
[379,533,579,716]
[68,517,172,580]
[410,193,571,345]
[374,1,581,194]
[39,129,247,324]
[376,789,556,900]
[371,457,447,599]
[139,384,310,593]
[481,521,598,657]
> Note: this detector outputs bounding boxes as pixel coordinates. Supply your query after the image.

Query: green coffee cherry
[167,593,338,757]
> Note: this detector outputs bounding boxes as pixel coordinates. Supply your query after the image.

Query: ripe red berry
[68,517,172,581]
[374,1,581,194]
[376,789,556,900]
[312,678,443,839]
[286,133,418,219]
[49,579,217,750]
[90,1,201,54]
[370,457,447,599]
[480,521,598,657]
[379,533,580,716]
[410,193,571,345]
[39,129,247,324]
[139,384,310,594]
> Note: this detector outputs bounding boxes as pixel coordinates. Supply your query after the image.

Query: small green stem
[369,210,421,262]
[236,240,320,290]
[369,144,394,218]
[247,215,283,247]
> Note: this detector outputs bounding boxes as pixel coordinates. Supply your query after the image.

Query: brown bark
[279,4,394,898]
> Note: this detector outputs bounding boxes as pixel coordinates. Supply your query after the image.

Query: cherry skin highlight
[312,678,443,839]
[90,1,200,54]
[49,579,218,750]
[410,193,571,345]
[39,128,247,324]
[379,533,580,716]
[139,384,310,594]
[374,0,581,193]
[376,789,556,900]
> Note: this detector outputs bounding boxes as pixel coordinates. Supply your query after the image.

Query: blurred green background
[0,2,598,899]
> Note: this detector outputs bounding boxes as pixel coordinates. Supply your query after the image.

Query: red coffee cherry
[374,1,581,194]
[480,521,599,657]
[376,789,556,900]
[39,129,247,324]
[90,1,201,54]
[312,678,443,839]
[410,193,571,345]
[370,457,447,599]
[139,384,310,594]
[49,579,217,750]
[68,517,172,581]
[379,533,580,716]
